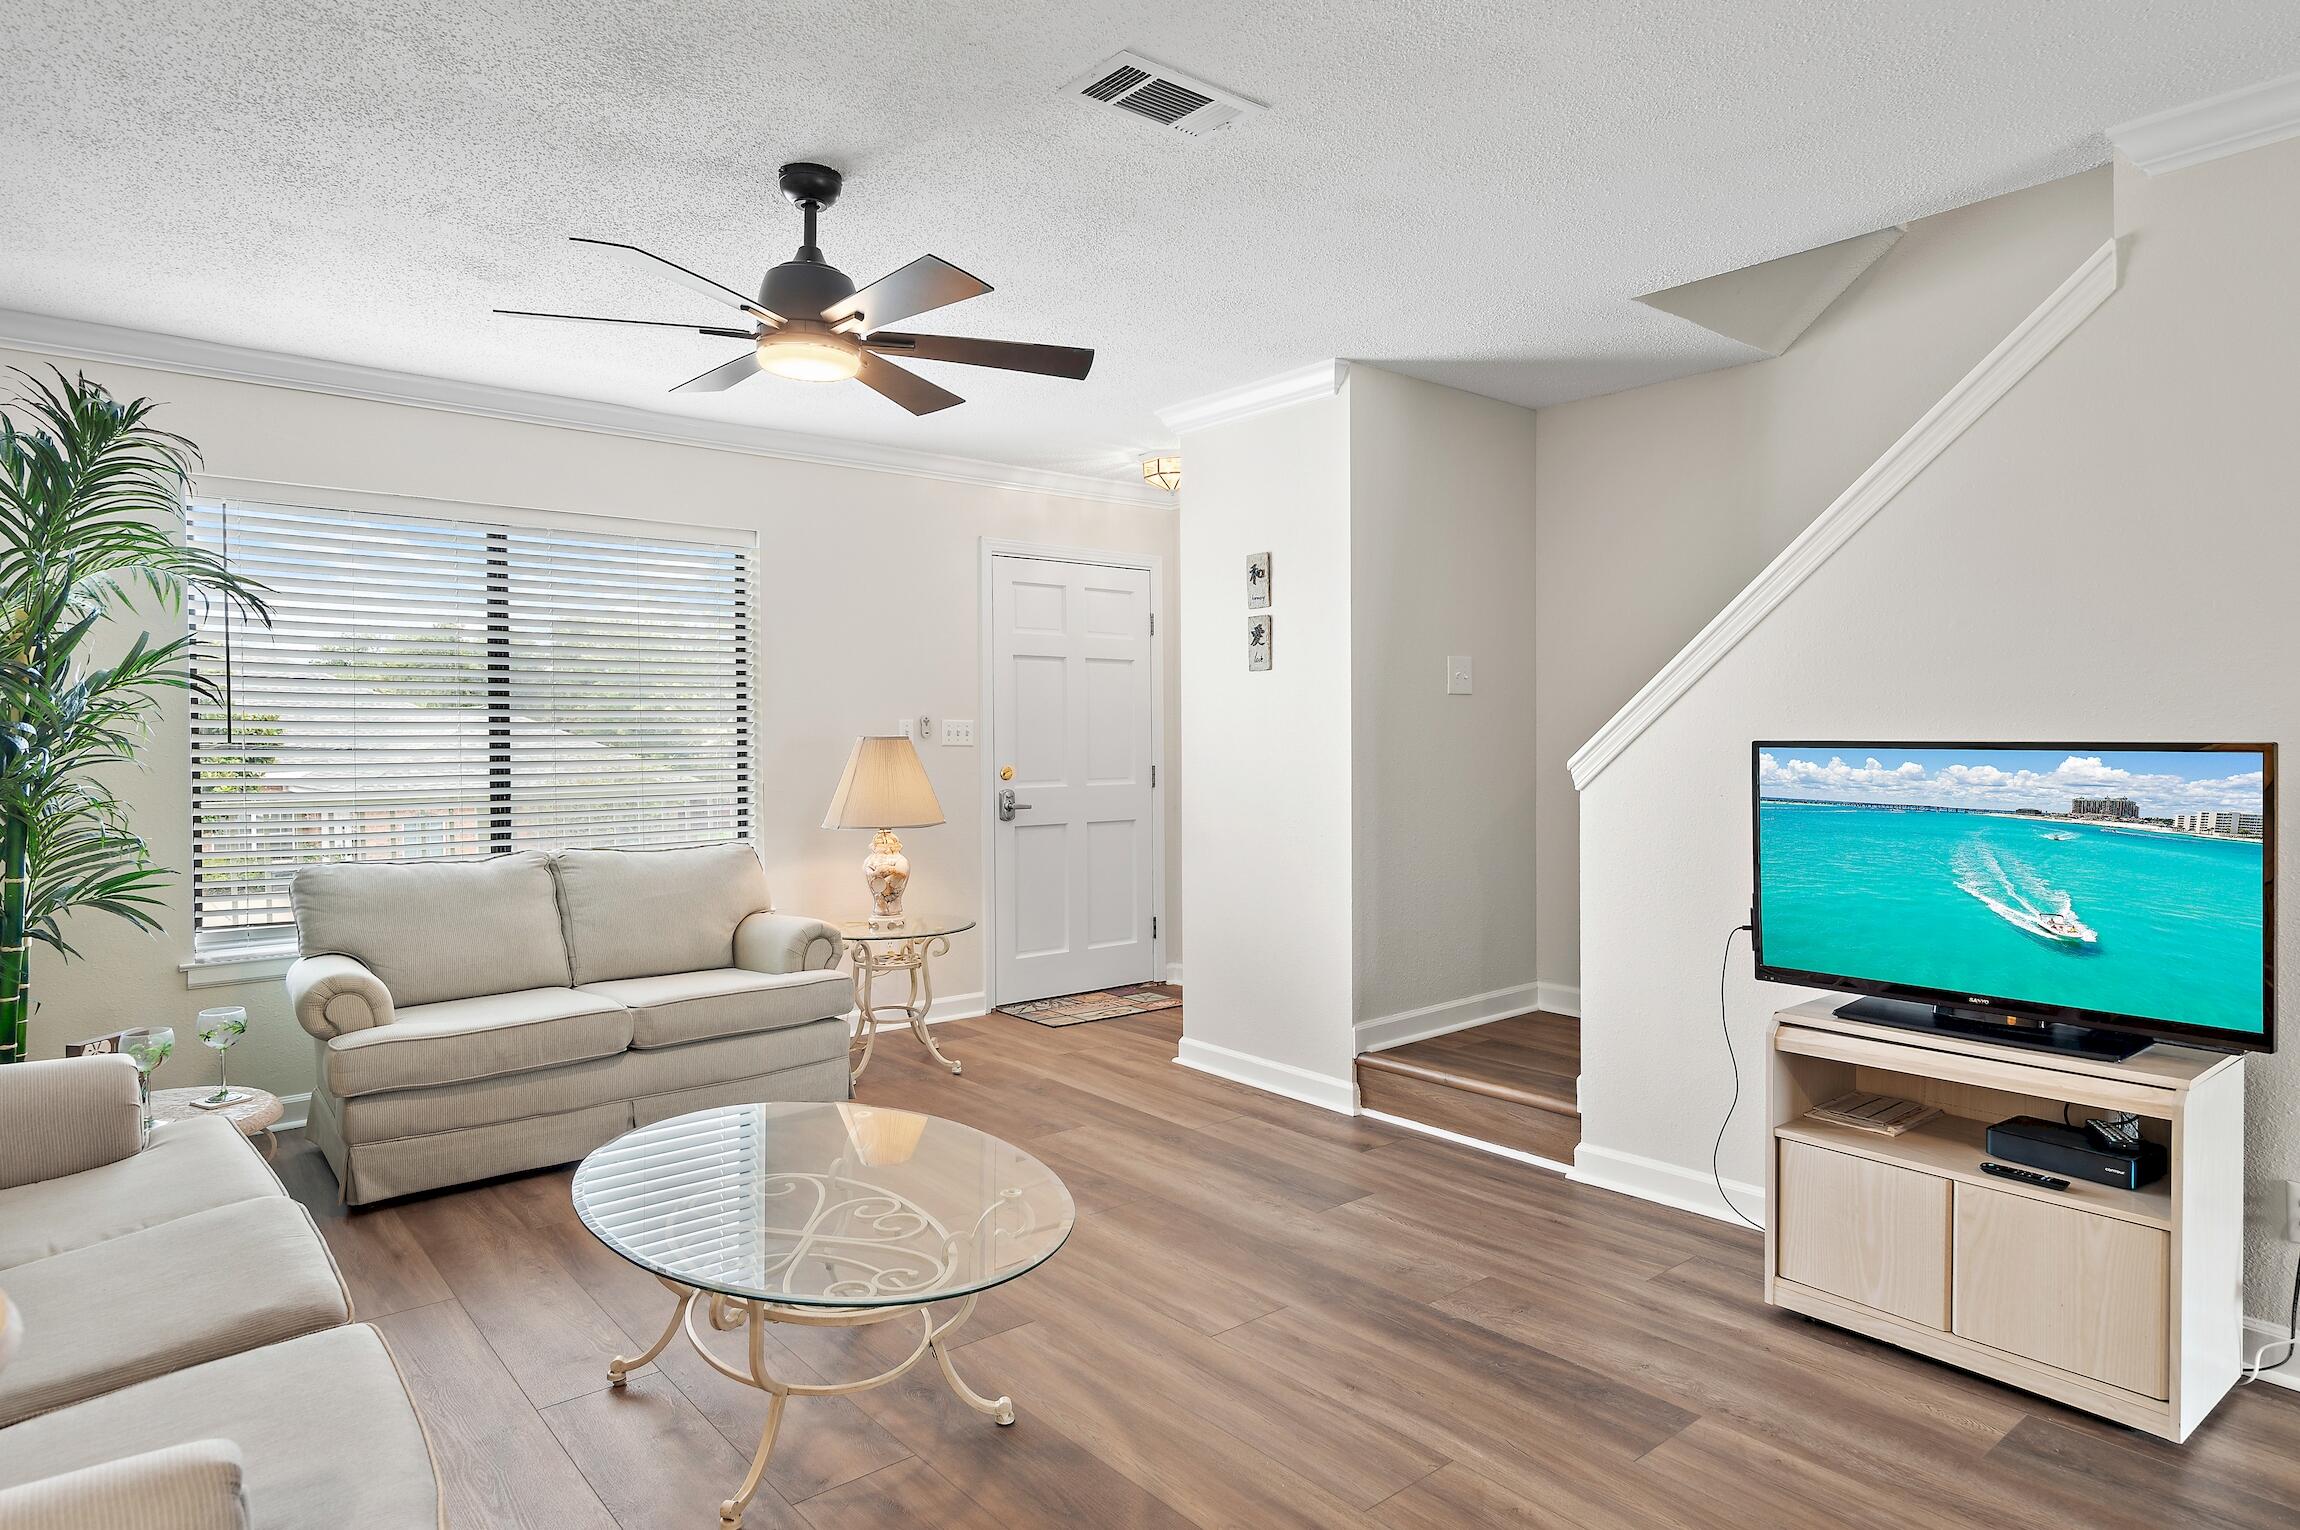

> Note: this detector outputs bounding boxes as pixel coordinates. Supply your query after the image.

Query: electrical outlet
[2286,1179,2300,1243]
[892,718,913,741]
[941,718,976,746]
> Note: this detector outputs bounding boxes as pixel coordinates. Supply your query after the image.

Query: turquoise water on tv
[1758,802,2265,1036]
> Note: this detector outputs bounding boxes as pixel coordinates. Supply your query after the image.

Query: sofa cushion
[293,851,570,1007]
[334,1022,852,1141]
[0,1119,279,1272]
[0,1325,439,1530]
[325,988,632,1098]
[578,966,853,1048]
[0,1440,249,1530]
[0,1199,349,1426]
[552,842,772,985]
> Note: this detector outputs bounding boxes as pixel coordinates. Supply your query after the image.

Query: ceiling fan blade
[670,350,765,393]
[854,352,963,415]
[570,237,784,326]
[824,255,991,329]
[864,331,1093,380]
[494,308,755,339]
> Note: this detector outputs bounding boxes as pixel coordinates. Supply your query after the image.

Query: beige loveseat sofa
[0,1055,439,1527]
[287,842,853,1204]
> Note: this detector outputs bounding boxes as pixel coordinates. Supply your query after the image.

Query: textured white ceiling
[5,2,2298,480]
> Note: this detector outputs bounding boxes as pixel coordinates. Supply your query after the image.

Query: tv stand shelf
[1765,998,2243,1442]
[1774,1115,2172,1230]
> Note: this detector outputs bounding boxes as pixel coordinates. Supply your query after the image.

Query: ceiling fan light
[756,324,863,382]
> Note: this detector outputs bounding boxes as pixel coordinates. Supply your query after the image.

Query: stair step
[1354,1049,1578,1118]
[1353,1010,1582,1163]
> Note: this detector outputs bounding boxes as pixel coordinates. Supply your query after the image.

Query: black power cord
[1714,924,1763,1230]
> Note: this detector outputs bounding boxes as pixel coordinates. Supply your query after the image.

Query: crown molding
[2109,70,2300,175]
[1156,359,1349,435]
[1569,237,2122,792]
[0,308,1169,509]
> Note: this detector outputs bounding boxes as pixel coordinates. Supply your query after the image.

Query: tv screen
[1753,742,2274,1052]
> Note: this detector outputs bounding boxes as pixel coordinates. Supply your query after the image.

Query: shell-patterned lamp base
[865,828,910,929]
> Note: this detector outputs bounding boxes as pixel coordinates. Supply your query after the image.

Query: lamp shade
[822,735,945,830]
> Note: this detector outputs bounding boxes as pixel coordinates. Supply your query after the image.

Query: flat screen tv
[1753,742,2275,1058]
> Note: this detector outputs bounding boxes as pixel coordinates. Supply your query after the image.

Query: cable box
[1984,1116,2166,1191]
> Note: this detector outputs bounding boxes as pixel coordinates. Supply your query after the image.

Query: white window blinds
[188,499,754,956]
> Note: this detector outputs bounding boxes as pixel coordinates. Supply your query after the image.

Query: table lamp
[823,735,945,929]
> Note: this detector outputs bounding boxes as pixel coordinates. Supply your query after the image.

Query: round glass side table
[835,913,977,1082]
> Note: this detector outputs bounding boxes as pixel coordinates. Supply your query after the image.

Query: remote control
[1981,1161,2069,1191]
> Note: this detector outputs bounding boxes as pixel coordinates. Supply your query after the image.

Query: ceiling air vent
[1063,50,1264,139]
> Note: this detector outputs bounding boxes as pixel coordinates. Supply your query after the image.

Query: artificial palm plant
[0,369,267,1064]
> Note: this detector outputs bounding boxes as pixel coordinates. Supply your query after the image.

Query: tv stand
[1833,995,2152,1062]
[1767,998,2244,1441]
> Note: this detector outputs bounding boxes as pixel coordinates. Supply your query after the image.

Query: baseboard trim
[1535,980,1582,1019]
[1173,1037,1357,1115]
[1361,1108,1573,1175]
[1164,962,1185,986]
[275,1091,311,1133]
[1355,981,1542,1054]
[1569,1141,1766,1230]
[2244,1315,2300,1394]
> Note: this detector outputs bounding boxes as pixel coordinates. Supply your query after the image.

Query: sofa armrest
[0,1056,143,1191]
[734,912,844,975]
[0,1440,248,1530]
[286,955,395,1040]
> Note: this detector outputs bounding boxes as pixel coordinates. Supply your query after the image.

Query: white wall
[1349,366,1540,1032]
[0,343,1179,1107]
[1534,171,2112,1002]
[1176,389,1357,1103]
[1175,365,1541,1097]
[1575,138,2300,1325]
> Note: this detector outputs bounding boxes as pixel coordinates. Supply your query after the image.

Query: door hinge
[1152,916,1159,938]
[1151,765,1157,787]
[1148,612,1155,636]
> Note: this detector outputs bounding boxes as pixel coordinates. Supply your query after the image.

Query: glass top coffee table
[573,1101,1073,1527]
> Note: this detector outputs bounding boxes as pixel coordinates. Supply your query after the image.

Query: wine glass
[122,1027,175,1135]
[196,1006,247,1105]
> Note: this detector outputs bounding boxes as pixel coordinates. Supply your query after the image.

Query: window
[188,497,754,958]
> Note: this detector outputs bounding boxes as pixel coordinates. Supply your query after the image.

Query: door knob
[998,788,1033,822]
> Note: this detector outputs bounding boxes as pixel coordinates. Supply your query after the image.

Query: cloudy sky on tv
[1758,748,2266,815]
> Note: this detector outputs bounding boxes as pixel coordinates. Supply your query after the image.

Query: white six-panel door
[990,554,1157,1004]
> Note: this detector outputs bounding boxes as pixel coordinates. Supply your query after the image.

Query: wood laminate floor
[279,1006,2300,1529]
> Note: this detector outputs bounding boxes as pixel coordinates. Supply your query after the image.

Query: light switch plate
[942,718,976,746]
[1445,655,1473,695]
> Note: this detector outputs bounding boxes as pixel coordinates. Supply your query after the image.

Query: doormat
[997,985,1181,1028]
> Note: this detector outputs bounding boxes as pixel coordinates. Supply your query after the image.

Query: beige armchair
[287,841,854,1203]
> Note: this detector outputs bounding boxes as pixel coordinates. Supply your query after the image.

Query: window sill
[180,951,298,989]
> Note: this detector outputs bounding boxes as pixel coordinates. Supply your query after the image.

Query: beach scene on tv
[1756,747,2268,1036]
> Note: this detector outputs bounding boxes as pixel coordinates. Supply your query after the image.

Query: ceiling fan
[494,162,1094,415]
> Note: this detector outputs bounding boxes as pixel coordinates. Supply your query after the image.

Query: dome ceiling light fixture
[1141,456,1182,492]
[494,162,1095,415]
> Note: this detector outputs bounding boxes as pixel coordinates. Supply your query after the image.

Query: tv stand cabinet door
[1777,1140,1951,1329]
[1952,1183,2169,1399]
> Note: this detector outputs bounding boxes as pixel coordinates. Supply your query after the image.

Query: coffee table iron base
[608,1277,1013,1527]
